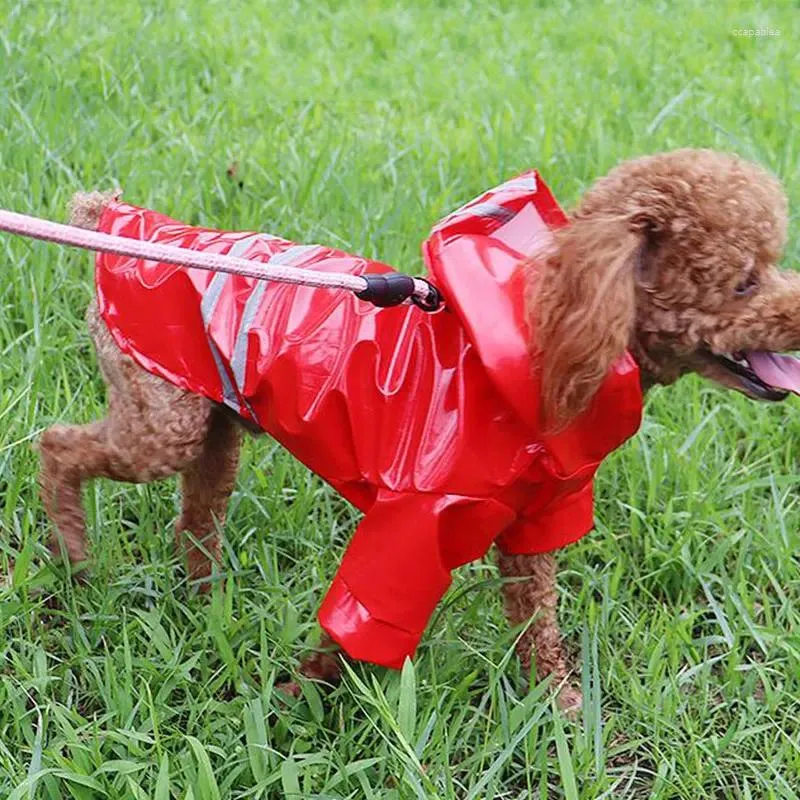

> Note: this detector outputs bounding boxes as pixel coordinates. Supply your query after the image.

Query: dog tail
[69,190,121,230]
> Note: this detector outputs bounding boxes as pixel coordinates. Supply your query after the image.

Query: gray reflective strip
[228,244,322,398]
[473,202,515,222]
[434,201,515,233]
[268,244,322,266]
[209,340,242,414]
[201,271,241,413]
[201,234,295,420]
[451,201,515,224]
[229,234,266,258]
[499,175,537,192]
[201,270,229,320]
[433,175,537,232]
[200,236,264,326]
[229,282,267,397]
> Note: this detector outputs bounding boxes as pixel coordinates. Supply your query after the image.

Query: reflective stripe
[200,236,263,324]
[209,339,242,414]
[499,175,538,193]
[229,234,267,257]
[433,174,538,233]
[228,245,321,398]
[230,281,267,398]
[201,271,240,413]
[269,244,322,266]
[201,270,229,321]
[436,201,515,232]
[453,201,514,224]
[201,234,285,415]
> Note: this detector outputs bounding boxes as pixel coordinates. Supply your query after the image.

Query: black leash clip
[356,273,443,312]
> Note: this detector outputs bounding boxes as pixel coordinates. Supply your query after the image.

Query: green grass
[2,0,800,796]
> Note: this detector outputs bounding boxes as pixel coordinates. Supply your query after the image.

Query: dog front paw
[276,680,302,698]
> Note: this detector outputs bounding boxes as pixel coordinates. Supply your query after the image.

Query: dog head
[530,149,800,430]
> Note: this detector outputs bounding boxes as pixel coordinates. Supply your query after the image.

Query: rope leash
[0,208,443,312]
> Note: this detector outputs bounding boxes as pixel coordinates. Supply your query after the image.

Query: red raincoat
[95,171,642,668]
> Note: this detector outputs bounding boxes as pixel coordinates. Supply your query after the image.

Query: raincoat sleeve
[495,481,595,555]
[318,489,517,669]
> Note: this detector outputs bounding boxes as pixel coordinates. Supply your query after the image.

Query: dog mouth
[705,350,800,401]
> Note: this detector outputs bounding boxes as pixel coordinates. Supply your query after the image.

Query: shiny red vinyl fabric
[95,171,643,668]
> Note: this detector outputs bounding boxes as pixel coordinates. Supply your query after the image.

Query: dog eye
[734,275,758,297]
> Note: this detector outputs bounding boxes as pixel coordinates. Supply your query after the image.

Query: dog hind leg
[175,408,241,585]
[39,420,111,565]
[43,193,230,578]
[40,307,216,572]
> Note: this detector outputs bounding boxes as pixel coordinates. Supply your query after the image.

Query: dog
[39,149,800,711]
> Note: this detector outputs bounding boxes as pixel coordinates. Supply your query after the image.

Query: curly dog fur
[39,150,800,711]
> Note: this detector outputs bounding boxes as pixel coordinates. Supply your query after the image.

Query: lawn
[1,1,799,797]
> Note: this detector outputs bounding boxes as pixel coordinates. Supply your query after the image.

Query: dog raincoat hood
[95,172,642,668]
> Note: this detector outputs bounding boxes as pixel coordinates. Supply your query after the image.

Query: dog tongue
[747,351,800,395]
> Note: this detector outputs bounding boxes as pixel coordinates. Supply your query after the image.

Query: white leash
[0,208,443,311]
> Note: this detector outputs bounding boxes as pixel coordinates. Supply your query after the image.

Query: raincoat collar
[423,170,643,478]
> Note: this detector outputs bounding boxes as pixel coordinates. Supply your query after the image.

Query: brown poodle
[39,149,800,711]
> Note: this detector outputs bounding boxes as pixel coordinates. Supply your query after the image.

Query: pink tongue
[746,351,800,395]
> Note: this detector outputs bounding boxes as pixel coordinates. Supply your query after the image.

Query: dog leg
[175,408,241,585]
[40,396,213,572]
[298,633,343,682]
[40,309,215,572]
[279,634,344,697]
[39,421,110,565]
[497,551,582,714]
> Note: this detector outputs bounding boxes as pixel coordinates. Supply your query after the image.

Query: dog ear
[529,212,655,432]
